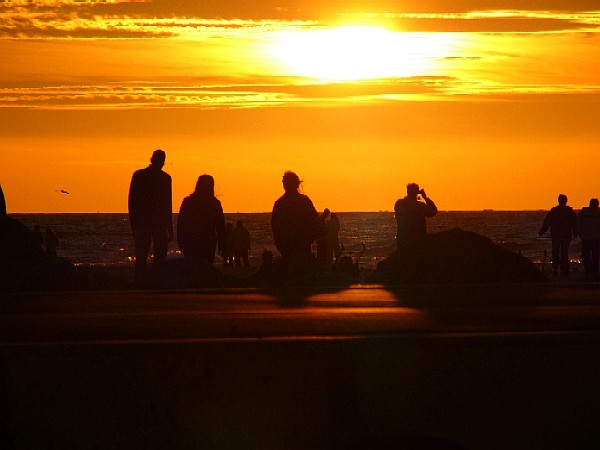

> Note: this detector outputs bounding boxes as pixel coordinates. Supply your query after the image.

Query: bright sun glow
[270,26,455,82]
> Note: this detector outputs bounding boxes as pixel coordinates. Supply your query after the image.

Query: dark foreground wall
[3,333,600,450]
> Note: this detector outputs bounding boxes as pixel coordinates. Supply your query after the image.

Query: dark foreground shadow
[250,252,355,306]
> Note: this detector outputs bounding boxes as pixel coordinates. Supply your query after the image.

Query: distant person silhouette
[223,222,234,267]
[578,198,600,276]
[177,175,226,264]
[232,220,251,267]
[328,212,341,264]
[394,183,437,246]
[316,208,332,268]
[539,194,578,277]
[128,149,173,277]
[271,171,324,258]
[44,226,59,258]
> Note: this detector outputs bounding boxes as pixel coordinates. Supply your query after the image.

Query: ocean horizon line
[12,209,549,215]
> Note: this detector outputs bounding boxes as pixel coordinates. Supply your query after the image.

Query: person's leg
[581,239,592,275]
[560,238,571,276]
[133,227,151,278]
[591,239,600,275]
[551,239,560,276]
[151,226,169,263]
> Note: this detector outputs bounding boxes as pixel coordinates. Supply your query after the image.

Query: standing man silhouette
[539,194,578,277]
[128,149,173,278]
[394,183,437,247]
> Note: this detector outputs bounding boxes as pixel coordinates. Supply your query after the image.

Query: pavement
[2,284,600,450]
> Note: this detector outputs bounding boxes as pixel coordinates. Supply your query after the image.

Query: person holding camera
[394,183,438,247]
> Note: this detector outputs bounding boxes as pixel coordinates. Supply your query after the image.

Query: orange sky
[1,1,599,213]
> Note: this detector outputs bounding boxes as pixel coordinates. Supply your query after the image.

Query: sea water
[13,211,570,269]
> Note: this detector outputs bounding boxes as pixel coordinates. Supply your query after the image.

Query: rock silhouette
[370,229,546,285]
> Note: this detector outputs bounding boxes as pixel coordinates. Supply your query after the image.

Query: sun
[269,25,453,82]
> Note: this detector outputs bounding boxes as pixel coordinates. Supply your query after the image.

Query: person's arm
[128,173,139,230]
[571,209,579,238]
[271,203,282,251]
[308,198,327,240]
[166,175,174,240]
[176,198,189,252]
[539,210,553,236]
[420,190,438,217]
[215,201,227,253]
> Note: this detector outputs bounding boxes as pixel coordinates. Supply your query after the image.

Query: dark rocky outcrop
[369,229,546,285]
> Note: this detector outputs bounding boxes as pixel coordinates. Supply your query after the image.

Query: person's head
[150,149,166,168]
[558,194,568,205]
[195,174,215,197]
[590,198,599,208]
[323,208,331,217]
[282,171,301,194]
[406,183,420,198]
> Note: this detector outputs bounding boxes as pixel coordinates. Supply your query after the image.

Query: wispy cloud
[1,76,597,110]
[0,2,598,39]
[0,1,598,110]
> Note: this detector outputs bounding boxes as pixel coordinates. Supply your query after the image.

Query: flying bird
[56,189,70,195]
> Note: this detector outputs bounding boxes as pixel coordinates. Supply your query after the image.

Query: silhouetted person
[128,149,173,277]
[395,183,437,246]
[271,171,324,258]
[328,212,341,264]
[0,183,5,216]
[223,222,234,267]
[578,198,600,276]
[177,175,226,264]
[539,194,578,277]
[44,227,59,258]
[232,220,251,267]
[316,208,332,268]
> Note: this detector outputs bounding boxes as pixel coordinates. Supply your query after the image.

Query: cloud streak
[0,2,598,39]
[0,1,598,110]
[1,77,597,110]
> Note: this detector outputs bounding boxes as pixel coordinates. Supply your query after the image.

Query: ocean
[12,211,575,270]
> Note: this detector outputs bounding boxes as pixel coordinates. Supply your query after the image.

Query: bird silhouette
[56,189,70,195]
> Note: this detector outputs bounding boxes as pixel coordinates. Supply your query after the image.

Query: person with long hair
[177,175,226,263]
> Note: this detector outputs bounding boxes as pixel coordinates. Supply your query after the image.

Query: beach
[3,212,600,449]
